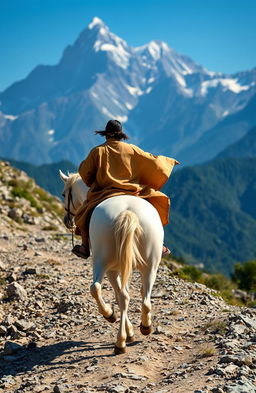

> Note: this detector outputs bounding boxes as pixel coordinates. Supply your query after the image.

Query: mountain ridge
[217,126,256,159]
[1,17,256,165]
[164,156,256,275]
[178,93,256,165]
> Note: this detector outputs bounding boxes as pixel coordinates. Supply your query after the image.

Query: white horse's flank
[60,170,164,354]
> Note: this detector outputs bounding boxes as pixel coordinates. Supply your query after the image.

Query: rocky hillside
[0,160,65,232]
[0,161,256,393]
[0,158,77,198]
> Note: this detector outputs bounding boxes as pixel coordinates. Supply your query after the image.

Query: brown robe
[75,139,176,233]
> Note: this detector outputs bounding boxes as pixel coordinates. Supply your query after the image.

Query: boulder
[6,282,27,301]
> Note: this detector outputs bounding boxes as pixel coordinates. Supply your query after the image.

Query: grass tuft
[202,318,227,335]
[198,344,217,358]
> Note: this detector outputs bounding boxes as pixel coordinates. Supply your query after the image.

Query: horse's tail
[114,210,144,289]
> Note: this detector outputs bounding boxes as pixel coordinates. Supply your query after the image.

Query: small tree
[232,260,256,292]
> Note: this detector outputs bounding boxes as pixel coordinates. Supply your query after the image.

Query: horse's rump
[89,195,164,282]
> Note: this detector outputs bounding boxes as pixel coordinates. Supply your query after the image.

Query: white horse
[59,170,164,354]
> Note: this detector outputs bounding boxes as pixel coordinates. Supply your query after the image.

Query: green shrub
[177,265,203,282]
[42,224,58,231]
[49,202,63,217]
[0,277,7,286]
[35,187,54,202]
[11,186,30,199]
[204,273,234,291]
[232,260,256,292]
[8,179,18,187]
[11,186,42,211]
[219,289,244,306]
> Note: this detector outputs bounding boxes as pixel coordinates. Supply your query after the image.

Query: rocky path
[0,230,255,393]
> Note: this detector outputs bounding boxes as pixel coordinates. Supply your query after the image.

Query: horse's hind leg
[107,271,134,342]
[90,259,115,320]
[140,264,158,335]
[114,286,131,354]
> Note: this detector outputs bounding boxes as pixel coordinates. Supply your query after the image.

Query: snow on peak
[200,78,251,96]
[46,129,57,144]
[222,110,229,117]
[101,107,128,123]
[47,129,55,135]
[124,84,143,97]
[94,42,130,69]
[4,114,18,121]
[93,27,131,69]
[135,40,170,61]
[148,41,162,61]
[88,17,105,30]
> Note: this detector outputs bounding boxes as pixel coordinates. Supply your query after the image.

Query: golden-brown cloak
[75,139,176,233]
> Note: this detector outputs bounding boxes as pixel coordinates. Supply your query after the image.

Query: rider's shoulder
[128,143,145,154]
[91,143,106,153]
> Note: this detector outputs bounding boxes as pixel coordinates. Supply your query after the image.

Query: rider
[72,119,180,259]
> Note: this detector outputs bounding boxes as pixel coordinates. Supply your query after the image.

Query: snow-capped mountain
[0,17,256,164]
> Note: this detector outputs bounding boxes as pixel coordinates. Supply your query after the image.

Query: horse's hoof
[126,335,135,343]
[114,345,126,355]
[140,323,152,336]
[104,311,117,323]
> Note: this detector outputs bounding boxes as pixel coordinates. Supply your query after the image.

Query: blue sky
[1,0,256,91]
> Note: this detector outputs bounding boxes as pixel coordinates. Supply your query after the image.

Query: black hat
[95,119,128,140]
[105,120,122,133]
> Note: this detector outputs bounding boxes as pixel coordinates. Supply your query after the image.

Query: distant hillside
[217,126,256,158]
[4,156,256,276]
[0,158,77,197]
[164,157,256,275]
[178,93,256,165]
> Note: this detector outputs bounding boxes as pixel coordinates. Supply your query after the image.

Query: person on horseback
[72,119,180,259]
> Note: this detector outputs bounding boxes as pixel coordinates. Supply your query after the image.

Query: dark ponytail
[95,129,128,140]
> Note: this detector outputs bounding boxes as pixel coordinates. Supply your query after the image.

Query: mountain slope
[0,160,65,231]
[178,93,256,165]
[0,17,256,165]
[164,157,256,275]
[217,126,256,158]
[0,158,77,197]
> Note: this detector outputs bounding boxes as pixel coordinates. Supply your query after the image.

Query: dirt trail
[2,225,254,393]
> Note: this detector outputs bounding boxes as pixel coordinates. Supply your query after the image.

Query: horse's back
[91,195,162,231]
[89,195,163,261]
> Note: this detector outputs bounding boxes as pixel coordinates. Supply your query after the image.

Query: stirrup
[72,244,90,259]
